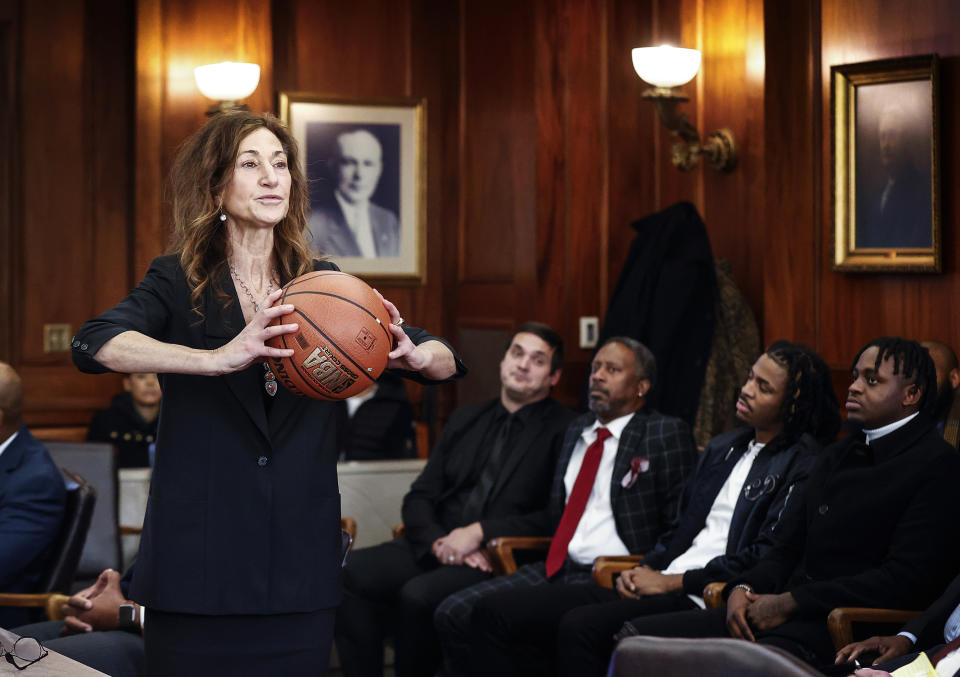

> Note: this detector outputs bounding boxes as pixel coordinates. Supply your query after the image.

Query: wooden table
[0,627,107,676]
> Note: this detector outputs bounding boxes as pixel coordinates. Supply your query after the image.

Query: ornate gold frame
[831,54,941,272]
[279,92,427,284]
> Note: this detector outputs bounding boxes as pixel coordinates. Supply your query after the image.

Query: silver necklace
[229,264,280,397]
[229,265,277,312]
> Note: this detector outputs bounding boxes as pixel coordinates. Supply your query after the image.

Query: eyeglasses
[0,637,48,670]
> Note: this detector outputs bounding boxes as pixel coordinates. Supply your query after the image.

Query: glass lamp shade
[631,46,701,88]
[194,62,261,101]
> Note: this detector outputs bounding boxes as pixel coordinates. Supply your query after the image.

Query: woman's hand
[212,289,298,374]
[375,290,456,379]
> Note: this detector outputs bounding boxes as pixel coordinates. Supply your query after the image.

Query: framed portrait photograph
[830,54,941,272]
[280,93,426,283]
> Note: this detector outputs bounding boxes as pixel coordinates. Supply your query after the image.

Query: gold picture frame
[280,93,427,284]
[831,54,940,272]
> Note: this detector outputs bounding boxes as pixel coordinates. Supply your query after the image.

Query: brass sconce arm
[643,87,737,172]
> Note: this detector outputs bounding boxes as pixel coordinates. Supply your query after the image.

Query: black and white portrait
[281,95,425,281]
[854,80,933,249]
[305,123,401,258]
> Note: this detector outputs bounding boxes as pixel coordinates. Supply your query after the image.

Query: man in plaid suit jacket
[434,337,697,673]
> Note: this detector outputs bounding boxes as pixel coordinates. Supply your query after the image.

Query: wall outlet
[579,316,599,349]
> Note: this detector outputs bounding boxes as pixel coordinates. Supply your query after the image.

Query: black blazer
[401,397,573,561]
[72,255,463,615]
[643,427,820,596]
[728,414,960,618]
[491,408,698,557]
[903,572,960,649]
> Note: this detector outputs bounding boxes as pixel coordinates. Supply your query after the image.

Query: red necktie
[545,427,612,578]
[932,634,960,666]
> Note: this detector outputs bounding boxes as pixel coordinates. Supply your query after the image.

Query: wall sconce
[632,45,736,172]
[194,62,261,114]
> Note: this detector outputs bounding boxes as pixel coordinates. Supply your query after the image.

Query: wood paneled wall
[764,0,960,386]
[4,0,134,425]
[5,0,960,430]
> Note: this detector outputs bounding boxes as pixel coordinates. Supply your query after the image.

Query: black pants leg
[469,583,620,677]
[393,564,492,677]
[617,605,836,669]
[335,538,430,677]
[556,593,700,677]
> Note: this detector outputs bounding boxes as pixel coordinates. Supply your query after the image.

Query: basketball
[266,271,393,400]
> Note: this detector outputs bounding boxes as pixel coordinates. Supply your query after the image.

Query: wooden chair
[826,607,920,649]
[591,555,645,588]
[485,537,551,576]
[688,581,922,651]
[0,469,97,621]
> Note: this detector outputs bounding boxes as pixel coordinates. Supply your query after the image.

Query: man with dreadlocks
[597,336,960,673]
[463,341,839,677]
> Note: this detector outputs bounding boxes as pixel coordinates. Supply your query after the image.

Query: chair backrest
[609,636,825,677]
[44,442,120,580]
[36,469,97,593]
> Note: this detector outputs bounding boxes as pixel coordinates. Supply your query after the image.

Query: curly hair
[764,340,841,446]
[851,337,938,417]
[166,110,314,318]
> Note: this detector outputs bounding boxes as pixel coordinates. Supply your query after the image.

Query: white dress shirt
[663,439,765,607]
[564,412,635,566]
[335,192,377,258]
[863,411,918,445]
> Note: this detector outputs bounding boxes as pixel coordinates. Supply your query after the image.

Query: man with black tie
[334,322,573,677]
[434,337,697,673]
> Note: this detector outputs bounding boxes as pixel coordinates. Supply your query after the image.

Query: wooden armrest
[703,582,727,609]
[392,523,406,539]
[591,556,645,588]
[486,537,552,575]
[0,592,71,621]
[827,607,921,650]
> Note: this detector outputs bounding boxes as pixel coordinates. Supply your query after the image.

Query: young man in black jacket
[612,337,960,671]
[334,322,573,677]
[467,341,840,677]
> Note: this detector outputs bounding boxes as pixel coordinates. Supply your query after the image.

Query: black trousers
[335,537,491,677]
[467,583,694,677]
[608,605,838,669]
[144,607,334,677]
[555,591,700,677]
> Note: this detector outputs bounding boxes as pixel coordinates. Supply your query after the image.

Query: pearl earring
[219,212,227,222]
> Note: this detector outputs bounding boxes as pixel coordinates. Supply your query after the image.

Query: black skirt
[144,608,334,677]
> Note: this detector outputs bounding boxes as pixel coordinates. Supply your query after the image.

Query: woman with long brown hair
[72,110,462,675]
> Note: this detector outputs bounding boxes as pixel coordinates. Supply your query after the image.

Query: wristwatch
[117,603,140,630]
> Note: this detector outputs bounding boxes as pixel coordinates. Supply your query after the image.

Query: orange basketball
[266,271,393,400]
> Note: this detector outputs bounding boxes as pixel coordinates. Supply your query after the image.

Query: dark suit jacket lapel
[610,409,649,504]
[202,268,271,444]
[327,207,362,256]
[0,430,26,477]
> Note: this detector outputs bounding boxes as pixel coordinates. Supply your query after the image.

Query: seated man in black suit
[0,361,66,629]
[835,570,960,675]
[435,337,698,674]
[533,342,840,677]
[610,337,960,670]
[13,567,144,677]
[334,322,573,677]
